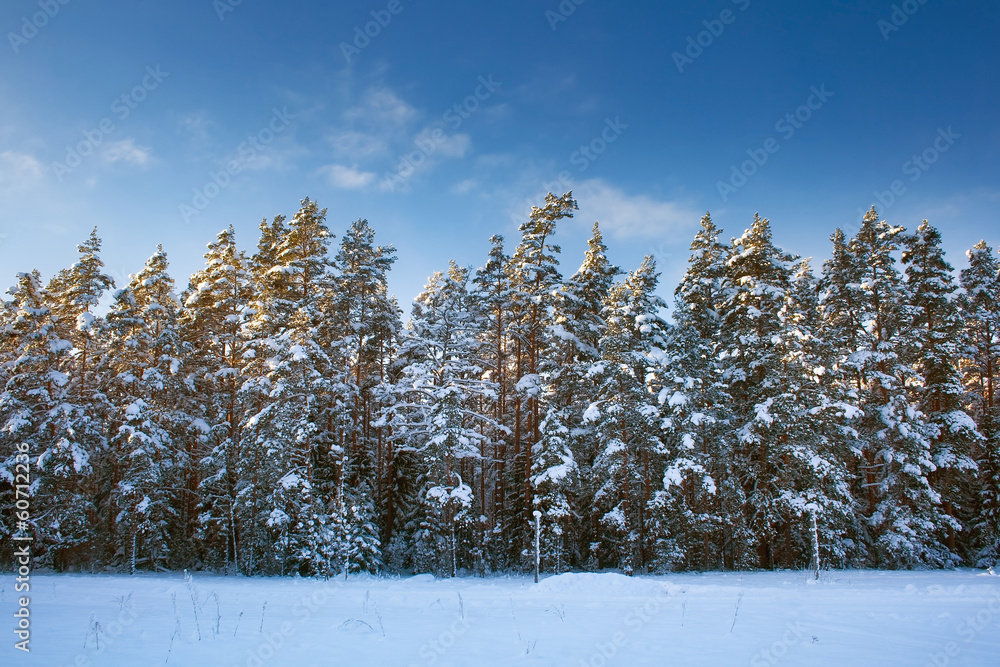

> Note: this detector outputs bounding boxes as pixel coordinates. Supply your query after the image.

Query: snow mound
[533,572,669,597]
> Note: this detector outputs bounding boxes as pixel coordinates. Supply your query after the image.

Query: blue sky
[1,0,997,313]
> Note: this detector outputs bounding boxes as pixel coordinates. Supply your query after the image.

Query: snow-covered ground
[4,569,999,666]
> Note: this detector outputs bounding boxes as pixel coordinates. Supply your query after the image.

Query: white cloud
[451,178,477,194]
[322,164,375,189]
[343,88,416,128]
[475,153,517,169]
[413,128,470,159]
[328,130,387,160]
[236,135,308,172]
[444,133,471,158]
[0,150,42,192]
[573,179,700,240]
[178,111,213,144]
[101,139,153,166]
[328,86,481,189]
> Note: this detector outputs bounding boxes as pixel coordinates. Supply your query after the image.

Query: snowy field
[3,569,1000,666]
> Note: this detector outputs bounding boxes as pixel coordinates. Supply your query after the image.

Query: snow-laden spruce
[2,194,998,575]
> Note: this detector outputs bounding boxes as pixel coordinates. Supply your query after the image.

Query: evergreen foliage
[1,197,995,575]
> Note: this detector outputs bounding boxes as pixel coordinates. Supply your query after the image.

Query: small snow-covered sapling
[730,590,744,633]
[184,570,201,641]
[211,591,221,637]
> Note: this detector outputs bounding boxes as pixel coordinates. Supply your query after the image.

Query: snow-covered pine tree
[261,308,340,576]
[823,208,955,567]
[0,271,93,569]
[546,222,620,406]
[506,192,574,563]
[650,214,733,570]
[773,258,856,569]
[180,225,253,571]
[530,407,577,573]
[819,228,861,362]
[246,214,290,337]
[382,263,491,575]
[588,255,668,573]
[543,221,619,570]
[902,221,981,558]
[717,213,801,569]
[236,214,290,573]
[46,227,115,410]
[328,478,383,577]
[38,229,115,568]
[959,240,1000,565]
[651,320,731,570]
[674,213,729,340]
[417,386,478,577]
[239,200,357,575]
[470,234,514,570]
[103,247,185,572]
[326,216,399,571]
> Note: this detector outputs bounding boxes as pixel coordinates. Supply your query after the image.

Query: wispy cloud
[0,150,43,193]
[451,178,478,194]
[343,87,417,127]
[414,128,470,159]
[322,164,376,189]
[322,86,420,183]
[573,179,700,240]
[475,152,518,169]
[177,111,214,145]
[238,135,307,172]
[327,130,387,161]
[101,139,154,166]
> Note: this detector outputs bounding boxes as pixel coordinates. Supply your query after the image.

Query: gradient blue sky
[1,0,997,313]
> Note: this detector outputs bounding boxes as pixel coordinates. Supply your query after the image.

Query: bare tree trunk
[810,509,821,580]
[533,510,541,583]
